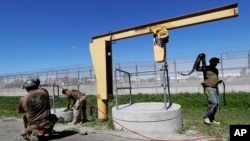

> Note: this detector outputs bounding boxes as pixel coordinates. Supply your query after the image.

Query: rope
[220,81,227,110]
[86,99,221,141]
[41,83,221,141]
[178,53,206,76]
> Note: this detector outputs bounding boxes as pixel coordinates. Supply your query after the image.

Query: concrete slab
[112,102,182,135]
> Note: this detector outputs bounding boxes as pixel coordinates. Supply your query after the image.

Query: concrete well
[112,102,182,135]
[51,108,73,122]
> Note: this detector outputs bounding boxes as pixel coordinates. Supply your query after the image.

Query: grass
[1,92,250,140]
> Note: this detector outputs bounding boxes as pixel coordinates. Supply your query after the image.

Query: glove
[218,80,223,84]
[199,53,205,59]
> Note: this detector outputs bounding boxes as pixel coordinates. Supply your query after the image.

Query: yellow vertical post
[97,99,108,121]
[90,40,113,121]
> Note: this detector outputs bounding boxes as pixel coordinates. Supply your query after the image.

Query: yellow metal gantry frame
[89,3,238,121]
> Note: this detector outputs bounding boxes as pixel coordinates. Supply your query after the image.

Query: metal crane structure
[89,3,238,121]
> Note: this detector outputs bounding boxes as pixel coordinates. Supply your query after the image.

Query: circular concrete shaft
[51,108,73,122]
[112,102,182,135]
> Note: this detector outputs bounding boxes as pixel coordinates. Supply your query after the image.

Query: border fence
[1,50,250,97]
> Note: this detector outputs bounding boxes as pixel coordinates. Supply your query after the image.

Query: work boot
[29,129,39,141]
[204,117,211,125]
[211,120,220,125]
[68,121,77,125]
[20,129,27,136]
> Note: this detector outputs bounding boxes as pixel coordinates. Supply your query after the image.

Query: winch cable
[84,98,220,141]
[223,81,226,109]
[179,53,226,109]
[219,80,226,110]
[201,54,207,79]
[40,83,221,141]
[178,53,206,76]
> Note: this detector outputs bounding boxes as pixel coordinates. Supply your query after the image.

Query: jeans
[203,87,219,121]
[72,97,87,124]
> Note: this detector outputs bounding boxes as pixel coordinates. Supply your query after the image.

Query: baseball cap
[209,57,220,63]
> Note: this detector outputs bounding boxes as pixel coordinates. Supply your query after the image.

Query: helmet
[23,78,40,89]
[209,57,220,63]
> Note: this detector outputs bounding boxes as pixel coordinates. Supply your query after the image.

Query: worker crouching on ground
[62,89,88,125]
[17,78,57,140]
[196,57,222,125]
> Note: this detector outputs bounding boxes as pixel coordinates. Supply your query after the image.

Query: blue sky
[0,0,249,75]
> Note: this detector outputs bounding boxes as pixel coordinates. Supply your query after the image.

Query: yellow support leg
[97,98,108,121]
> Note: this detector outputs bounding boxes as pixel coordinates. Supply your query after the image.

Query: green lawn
[1,92,250,140]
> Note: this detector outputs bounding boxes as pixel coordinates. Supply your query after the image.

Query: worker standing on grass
[62,89,88,125]
[196,57,222,125]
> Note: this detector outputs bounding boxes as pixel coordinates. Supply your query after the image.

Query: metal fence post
[220,53,225,80]
[174,59,178,93]
[135,62,138,94]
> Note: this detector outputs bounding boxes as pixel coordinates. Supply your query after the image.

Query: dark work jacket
[203,65,219,87]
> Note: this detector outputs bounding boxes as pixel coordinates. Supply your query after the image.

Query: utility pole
[72,46,77,66]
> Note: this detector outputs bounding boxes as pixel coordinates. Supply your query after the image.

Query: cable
[178,53,205,76]
[41,83,222,141]
[221,81,226,110]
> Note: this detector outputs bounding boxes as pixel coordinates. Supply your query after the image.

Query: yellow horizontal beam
[92,3,238,42]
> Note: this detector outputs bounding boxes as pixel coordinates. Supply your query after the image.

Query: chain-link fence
[1,51,250,97]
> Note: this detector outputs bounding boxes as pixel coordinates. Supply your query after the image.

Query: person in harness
[17,78,57,140]
[196,57,222,125]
